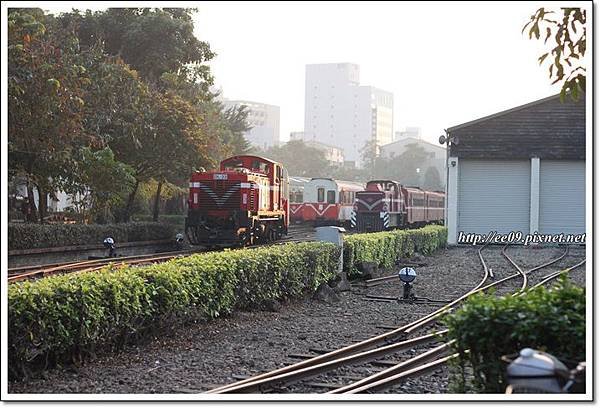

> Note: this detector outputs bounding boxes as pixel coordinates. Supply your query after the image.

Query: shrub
[8,225,449,378]
[444,276,586,393]
[131,214,186,230]
[8,222,175,250]
[343,225,447,277]
[8,242,340,378]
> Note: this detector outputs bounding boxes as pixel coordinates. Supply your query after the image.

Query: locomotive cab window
[327,190,336,204]
[252,160,269,174]
[318,188,325,202]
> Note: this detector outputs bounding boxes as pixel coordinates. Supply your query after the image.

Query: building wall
[224,100,280,150]
[304,140,345,165]
[445,95,586,244]
[304,63,393,165]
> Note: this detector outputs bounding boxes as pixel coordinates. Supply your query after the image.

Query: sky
[192,1,575,145]
[38,1,586,146]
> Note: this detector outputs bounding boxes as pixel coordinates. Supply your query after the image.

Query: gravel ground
[8,244,587,395]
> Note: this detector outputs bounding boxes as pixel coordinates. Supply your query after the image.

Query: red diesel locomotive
[185,155,289,246]
[350,180,445,232]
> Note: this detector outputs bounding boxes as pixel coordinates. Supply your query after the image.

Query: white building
[303,63,393,166]
[223,99,280,150]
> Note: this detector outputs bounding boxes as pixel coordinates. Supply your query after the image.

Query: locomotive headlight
[398,267,417,283]
[382,203,389,212]
[353,204,358,211]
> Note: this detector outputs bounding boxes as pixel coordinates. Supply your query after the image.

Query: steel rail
[524,259,586,293]
[212,245,568,393]
[328,341,455,394]
[341,353,461,394]
[219,331,448,393]
[404,245,568,334]
[207,244,493,394]
[8,249,203,283]
[335,250,580,394]
[502,244,528,293]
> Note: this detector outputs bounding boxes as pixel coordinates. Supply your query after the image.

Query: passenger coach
[301,178,364,226]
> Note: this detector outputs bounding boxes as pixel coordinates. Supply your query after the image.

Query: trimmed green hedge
[131,214,186,229]
[343,225,447,277]
[8,222,176,250]
[444,276,585,393]
[8,242,340,378]
[8,225,448,378]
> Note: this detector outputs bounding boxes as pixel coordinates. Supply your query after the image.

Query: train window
[252,160,269,174]
[327,190,336,204]
[293,191,302,203]
[318,188,325,203]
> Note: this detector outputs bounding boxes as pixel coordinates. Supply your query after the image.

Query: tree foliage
[59,8,215,86]
[387,143,430,186]
[8,7,252,223]
[262,140,333,177]
[8,9,92,220]
[66,147,136,223]
[523,7,586,101]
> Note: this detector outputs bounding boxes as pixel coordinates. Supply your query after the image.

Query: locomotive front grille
[195,181,241,210]
[356,212,384,232]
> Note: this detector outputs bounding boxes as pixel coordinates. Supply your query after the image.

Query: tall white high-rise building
[303,63,393,165]
[223,99,280,150]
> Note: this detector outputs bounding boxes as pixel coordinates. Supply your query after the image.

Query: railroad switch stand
[364,281,450,305]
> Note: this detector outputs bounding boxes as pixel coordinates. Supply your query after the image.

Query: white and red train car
[185,155,289,246]
[351,180,444,232]
[288,176,311,223]
[300,178,364,226]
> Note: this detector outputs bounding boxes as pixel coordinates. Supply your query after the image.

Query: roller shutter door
[458,160,530,235]
[539,160,585,235]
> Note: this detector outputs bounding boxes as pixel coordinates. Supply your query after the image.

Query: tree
[65,147,136,223]
[159,73,252,159]
[523,7,586,101]
[8,9,92,221]
[81,55,152,149]
[330,164,369,183]
[388,143,429,186]
[423,166,443,191]
[264,140,332,177]
[58,8,222,221]
[219,104,253,155]
[109,90,216,221]
[359,139,378,178]
[59,8,215,86]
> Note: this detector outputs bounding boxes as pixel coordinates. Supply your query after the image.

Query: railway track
[7,225,317,283]
[206,244,585,394]
[7,249,204,283]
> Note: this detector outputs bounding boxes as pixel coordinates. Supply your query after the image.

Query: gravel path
[9,244,586,395]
